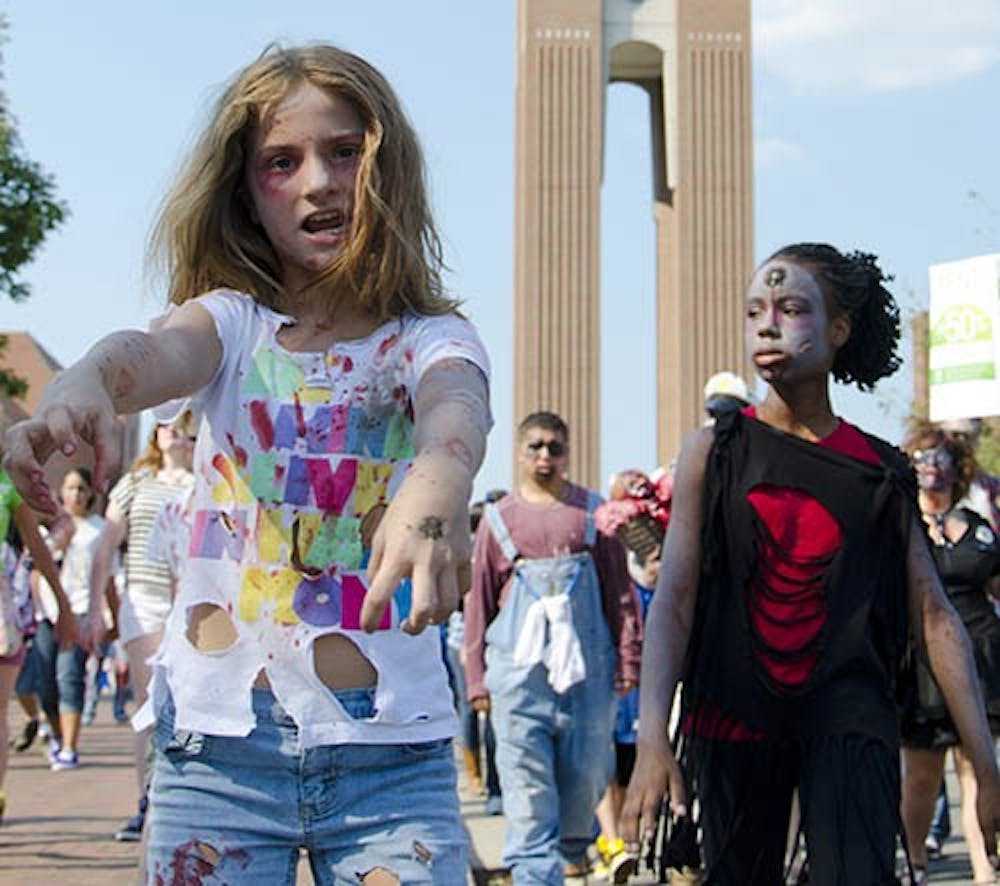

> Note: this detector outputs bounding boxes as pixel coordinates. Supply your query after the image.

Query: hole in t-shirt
[186,603,239,653]
[313,633,377,690]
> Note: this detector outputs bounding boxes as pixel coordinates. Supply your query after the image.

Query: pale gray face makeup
[745,259,833,381]
[913,445,956,493]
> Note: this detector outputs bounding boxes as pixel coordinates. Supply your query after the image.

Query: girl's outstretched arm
[12,501,77,650]
[2,302,220,512]
[620,426,712,852]
[361,357,489,635]
[910,520,1000,857]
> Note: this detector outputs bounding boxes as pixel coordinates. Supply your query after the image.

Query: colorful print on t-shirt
[188,327,421,633]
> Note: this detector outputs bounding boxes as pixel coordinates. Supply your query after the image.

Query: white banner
[928,253,1000,421]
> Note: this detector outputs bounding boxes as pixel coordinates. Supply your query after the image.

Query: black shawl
[681,410,918,745]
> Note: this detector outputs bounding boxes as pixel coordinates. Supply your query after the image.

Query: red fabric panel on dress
[747,485,842,688]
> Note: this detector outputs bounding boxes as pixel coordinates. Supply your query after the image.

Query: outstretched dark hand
[620,738,686,854]
[976,769,1000,869]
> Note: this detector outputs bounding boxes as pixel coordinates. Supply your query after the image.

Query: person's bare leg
[11,691,39,751]
[59,710,82,754]
[461,745,484,796]
[16,692,39,721]
[125,632,162,796]
[0,665,19,788]
[123,632,162,873]
[901,747,946,868]
[595,780,638,880]
[596,783,619,842]
[953,744,997,883]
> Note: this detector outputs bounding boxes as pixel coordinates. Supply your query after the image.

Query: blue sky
[2,1,999,497]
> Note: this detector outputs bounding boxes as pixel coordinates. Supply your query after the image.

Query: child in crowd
[592,467,672,882]
[0,460,75,819]
[594,549,660,884]
[35,468,106,771]
[4,43,490,883]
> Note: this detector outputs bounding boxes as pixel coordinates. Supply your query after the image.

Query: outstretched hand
[2,373,120,512]
[620,738,687,854]
[361,487,471,635]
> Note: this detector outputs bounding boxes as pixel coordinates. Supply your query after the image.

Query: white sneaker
[50,749,79,771]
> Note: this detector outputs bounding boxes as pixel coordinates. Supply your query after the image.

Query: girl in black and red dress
[622,243,1000,885]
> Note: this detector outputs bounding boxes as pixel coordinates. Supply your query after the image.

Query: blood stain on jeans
[154,839,249,885]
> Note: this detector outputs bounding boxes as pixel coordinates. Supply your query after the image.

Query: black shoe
[11,719,38,753]
[114,796,148,842]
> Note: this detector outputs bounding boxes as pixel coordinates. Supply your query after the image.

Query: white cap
[703,371,751,406]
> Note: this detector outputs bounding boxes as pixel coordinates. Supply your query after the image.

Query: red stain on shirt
[249,401,275,451]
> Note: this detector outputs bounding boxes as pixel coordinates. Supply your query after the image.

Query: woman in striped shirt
[88,413,194,842]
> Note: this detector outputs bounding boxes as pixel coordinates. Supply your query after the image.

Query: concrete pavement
[0,701,982,884]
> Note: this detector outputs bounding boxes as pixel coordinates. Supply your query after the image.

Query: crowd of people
[0,39,998,886]
[0,416,195,842]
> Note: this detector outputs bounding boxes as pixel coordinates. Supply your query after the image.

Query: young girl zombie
[3,44,491,885]
[621,244,1000,884]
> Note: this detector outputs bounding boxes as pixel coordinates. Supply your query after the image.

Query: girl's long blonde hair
[149,44,457,321]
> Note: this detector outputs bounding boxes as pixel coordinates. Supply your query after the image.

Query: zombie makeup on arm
[411,358,491,475]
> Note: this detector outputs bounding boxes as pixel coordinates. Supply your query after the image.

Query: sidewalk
[1,706,142,885]
[0,702,981,884]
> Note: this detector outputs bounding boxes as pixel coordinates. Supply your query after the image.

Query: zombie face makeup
[912,445,956,492]
[246,82,364,293]
[764,267,786,289]
[744,259,840,385]
[517,430,569,486]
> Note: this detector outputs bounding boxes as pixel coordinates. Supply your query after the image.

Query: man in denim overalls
[464,411,641,883]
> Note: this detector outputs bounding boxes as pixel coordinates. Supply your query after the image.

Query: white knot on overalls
[511,567,587,692]
[483,496,605,694]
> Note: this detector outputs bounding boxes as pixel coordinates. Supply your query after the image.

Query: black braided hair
[766,243,902,390]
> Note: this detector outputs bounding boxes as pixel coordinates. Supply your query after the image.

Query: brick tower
[514,0,753,485]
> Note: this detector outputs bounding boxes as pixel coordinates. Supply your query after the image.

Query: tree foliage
[0,15,68,397]
[0,335,26,399]
[0,121,68,303]
[977,420,1000,477]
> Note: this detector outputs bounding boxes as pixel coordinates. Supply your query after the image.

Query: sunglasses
[525,439,567,458]
[912,447,953,469]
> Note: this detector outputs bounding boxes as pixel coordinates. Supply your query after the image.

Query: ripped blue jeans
[146,688,467,884]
